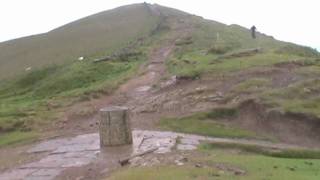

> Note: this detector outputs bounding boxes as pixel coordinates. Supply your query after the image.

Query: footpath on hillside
[1,20,319,180]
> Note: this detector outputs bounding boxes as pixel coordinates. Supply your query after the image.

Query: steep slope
[0,3,159,79]
[1,3,320,180]
[0,2,319,143]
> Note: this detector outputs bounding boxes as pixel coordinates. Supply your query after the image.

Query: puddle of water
[2,129,295,179]
[1,134,100,180]
[0,130,209,180]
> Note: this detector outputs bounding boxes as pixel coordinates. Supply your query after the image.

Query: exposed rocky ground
[0,3,320,180]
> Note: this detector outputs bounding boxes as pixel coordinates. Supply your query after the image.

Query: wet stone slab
[0,133,101,180]
[0,169,37,180]
[23,168,63,180]
[0,130,208,180]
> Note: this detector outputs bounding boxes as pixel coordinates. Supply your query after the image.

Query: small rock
[130,157,144,167]
[149,157,160,166]
[195,163,203,168]
[25,67,32,71]
[76,176,85,180]
[179,157,188,163]
[207,95,223,102]
[175,160,184,166]
[100,168,109,174]
[304,88,311,93]
[231,96,240,104]
[195,86,207,92]
[234,169,246,175]
[216,91,223,97]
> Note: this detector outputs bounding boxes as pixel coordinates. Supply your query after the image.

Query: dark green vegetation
[108,145,320,180]
[159,109,262,139]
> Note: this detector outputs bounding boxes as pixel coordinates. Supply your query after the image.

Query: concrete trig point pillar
[99,106,132,147]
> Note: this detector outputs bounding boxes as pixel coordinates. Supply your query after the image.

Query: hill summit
[1,3,320,180]
[0,3,318,79]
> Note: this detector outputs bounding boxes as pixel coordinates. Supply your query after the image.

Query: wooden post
[99,106,132,147]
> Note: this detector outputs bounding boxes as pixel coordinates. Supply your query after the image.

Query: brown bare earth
[1,5,320,180]
[1,41,320,179]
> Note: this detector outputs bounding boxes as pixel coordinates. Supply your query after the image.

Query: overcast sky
[0,0,319,50]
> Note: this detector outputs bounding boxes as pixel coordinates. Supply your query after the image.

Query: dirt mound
[274,61,306,69]
[231,99,320,148]
[218,48,261,59]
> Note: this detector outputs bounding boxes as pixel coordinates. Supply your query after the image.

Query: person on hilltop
[251,25,257,39]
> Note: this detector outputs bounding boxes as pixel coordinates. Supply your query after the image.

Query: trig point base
[99,106,132,147]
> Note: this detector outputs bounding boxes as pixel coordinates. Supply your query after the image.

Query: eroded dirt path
[0,21,181,180]
[1,17,319,180]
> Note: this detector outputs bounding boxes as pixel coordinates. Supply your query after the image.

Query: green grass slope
[0,3,159,79]
[0,3,319,145]
[0,3,194,140]
[108,143,320,180]
[0,3,168,140]
[169,15,319,79]
[166,13,320,118]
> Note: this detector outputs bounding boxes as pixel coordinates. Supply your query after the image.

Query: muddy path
[1,19,319,180]
[0,20,184,179]
[1,39,318,180]
[0,129,311,180]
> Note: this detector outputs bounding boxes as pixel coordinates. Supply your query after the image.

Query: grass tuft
[107,166,219,180]
[201,142,320,159]
[159,109,261,139]
[0,131,38,147]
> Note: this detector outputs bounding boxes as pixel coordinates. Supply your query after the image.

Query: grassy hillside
[166,14,320,118]
[0,3,173,145]
[168,15,319,78]
[0,59,142,131]
[1,3,320,180]
[0,3,319,145]
[0,3,197,144]
[0,3,159,79]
